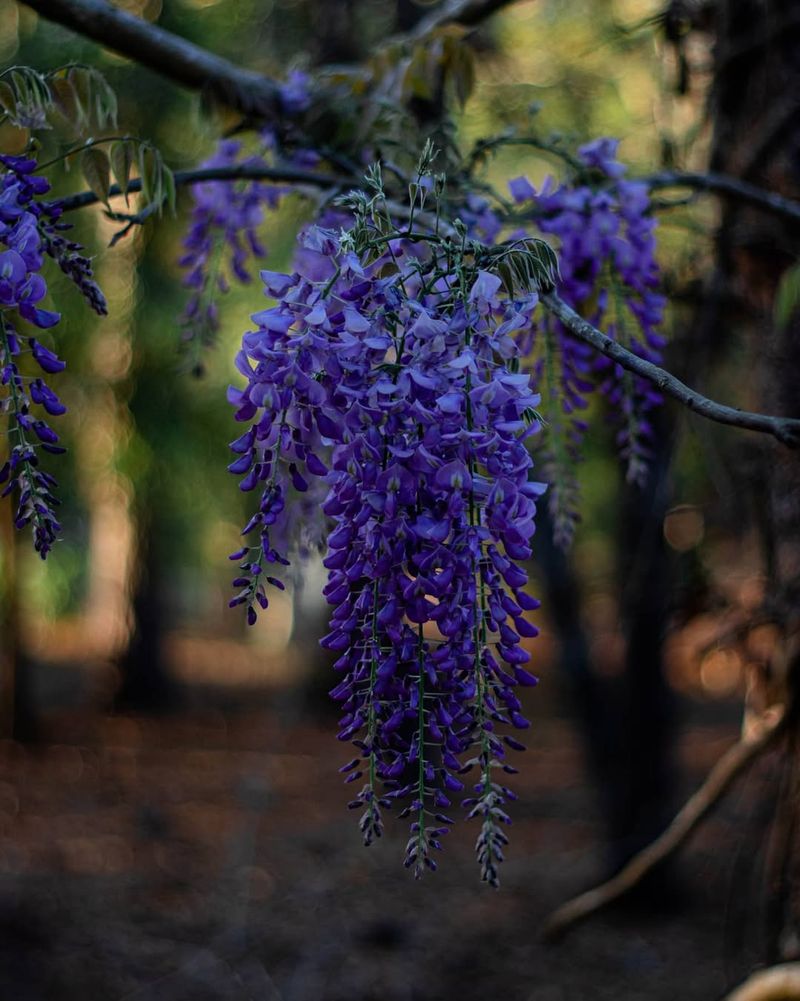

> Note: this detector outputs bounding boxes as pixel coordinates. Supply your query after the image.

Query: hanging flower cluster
[227,162,556,882]
[0,154,65,557]
[181,131,665,554]
[219,139,669,880]
[178,72,314,369]
[178,139,282,366]
[507,138,666,542]
[0,153,106,557]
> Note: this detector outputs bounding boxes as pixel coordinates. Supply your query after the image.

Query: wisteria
[215,137,671,880]
[179,126,670,881]
[178,139,281,369]
[0,154,63,557]
[178,72,313,370]
[0,151,106,557]
[507,137,667,542]
[224,160,557,882]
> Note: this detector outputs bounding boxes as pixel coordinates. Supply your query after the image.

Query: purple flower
[577,138,626,178]
[525,138,665,536]
[221,139,666,881]
[225,210,545,883]
[0,154,87,558]
[508,176,536,204]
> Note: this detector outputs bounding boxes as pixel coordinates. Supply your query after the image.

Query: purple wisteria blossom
[219,138,666,879]
[507,138,666,542]
[0,155,67,557]
[0,150,106,556]
[178,139,281,368]
[228,209,546,883]
[177,72,313,368]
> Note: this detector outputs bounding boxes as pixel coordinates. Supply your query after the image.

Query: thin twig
[52,163,350,214]
[19,0,280,117]
[542,292,800,448]
[541,707,787,942]
[644,170,800,226]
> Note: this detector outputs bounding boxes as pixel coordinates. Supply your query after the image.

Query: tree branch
[50,162,439,233]
[21,0,524,122]
[645,170,800,227]
[541,707,787,942]
[23,0,800,236]
[19,0,280,117]
[454,0,527,28]
[52,163,349,214]
[542,291,800,448]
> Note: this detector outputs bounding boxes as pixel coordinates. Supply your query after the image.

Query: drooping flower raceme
[223,140,669,880]
[178,71,313,369]
[508,138,666,542]
[186,130,665,555]
[0,152,106,557]
[0,155,66,557]
[228,197,548,883]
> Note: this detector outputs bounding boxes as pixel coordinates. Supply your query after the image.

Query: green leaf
[80,146,111,206]
[0,81,15,115]
[1,67,51,129]
[488,238,560,295]
[110,140,133,202]
[774,260,800,331]
[162,164,176,214]
[90,70,118,128]
[48,77,80,132]
[68,67,92,128]
[137,144,152,205]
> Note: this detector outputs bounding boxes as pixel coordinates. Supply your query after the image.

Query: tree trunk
[709,0,800,967]
[113,497,179,713]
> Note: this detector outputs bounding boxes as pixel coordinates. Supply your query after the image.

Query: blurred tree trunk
[0,498,17,738]
[709,0,800,965]
[113,494,178,713]
[0,501,36,741]
[610,415,678,876]
[110,282,179,716]
[538,431,679,887]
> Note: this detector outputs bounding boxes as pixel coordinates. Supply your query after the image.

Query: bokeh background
[0,1,795,998]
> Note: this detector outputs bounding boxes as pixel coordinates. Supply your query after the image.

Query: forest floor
[0,677,781,1001]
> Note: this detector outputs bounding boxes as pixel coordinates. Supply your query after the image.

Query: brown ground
[0,676,778,1001]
